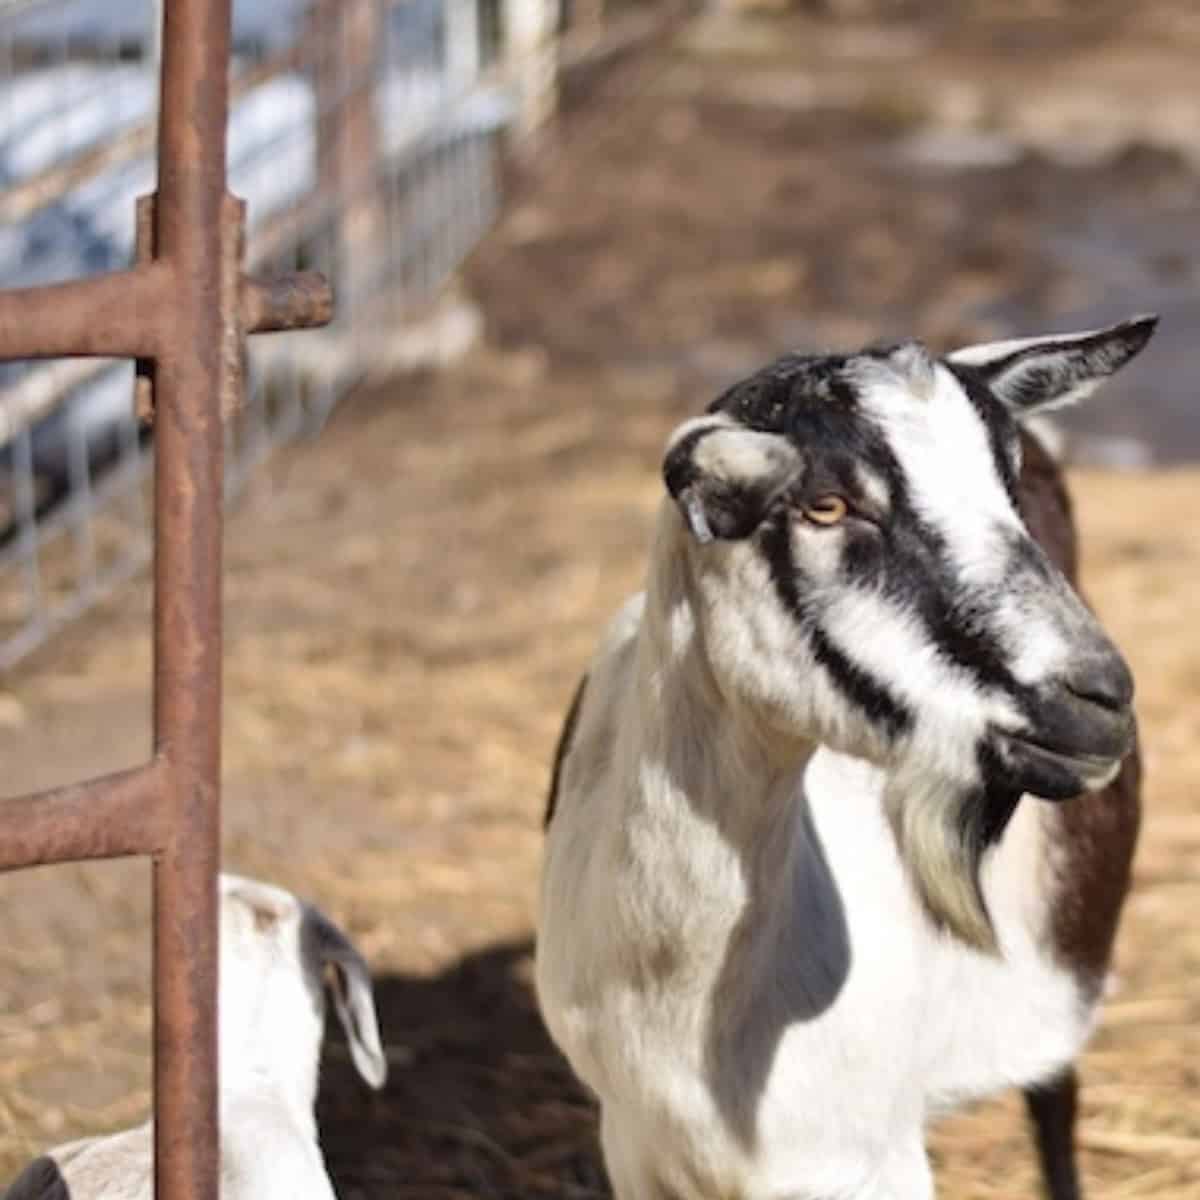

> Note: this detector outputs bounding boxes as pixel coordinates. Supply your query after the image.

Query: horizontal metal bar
[0,265,173,361]
[242,272,335,333]
[0,760,165,871]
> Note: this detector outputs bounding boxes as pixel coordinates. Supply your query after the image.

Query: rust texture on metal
[242,271,336,334]
[133,193,333,425]
[218,193,247,422]
[134,193,158,423]
[0,266,173,360]
[149,0,231,1190]
[0,762,166,871]
[0,0,335,1194]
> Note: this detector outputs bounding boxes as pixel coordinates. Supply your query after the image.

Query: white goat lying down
[537,318,1155,1200]
[4,874,387,1200]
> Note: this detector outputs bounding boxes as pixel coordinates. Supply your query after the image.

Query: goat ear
[945,315,1157,416]
[663,416,802,543]
[220,873,294,934]
[303,906,388,1090]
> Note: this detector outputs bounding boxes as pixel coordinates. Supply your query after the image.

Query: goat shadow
[317,938,611,1199]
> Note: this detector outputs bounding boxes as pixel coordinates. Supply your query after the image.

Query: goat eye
[802,495,849,526]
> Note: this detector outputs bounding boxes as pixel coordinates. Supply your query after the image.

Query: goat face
[219,874,387,1109]
[663,317,1155,949]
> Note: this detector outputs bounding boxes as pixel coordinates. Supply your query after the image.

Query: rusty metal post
[150,0,230,1193]
[0,0,335,1196]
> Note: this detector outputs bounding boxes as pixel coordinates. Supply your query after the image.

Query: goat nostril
[1065,658,1134,712]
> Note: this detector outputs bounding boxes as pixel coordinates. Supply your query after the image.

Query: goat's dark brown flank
[1016,430,1142,989]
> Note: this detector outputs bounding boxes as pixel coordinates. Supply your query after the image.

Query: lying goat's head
[663,317,1155,950]
[219,874,387,1110]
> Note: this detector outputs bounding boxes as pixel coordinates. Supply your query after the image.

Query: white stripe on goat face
[853,357,1021,589]
[817,585,1014,764]
[855,355,1075,685]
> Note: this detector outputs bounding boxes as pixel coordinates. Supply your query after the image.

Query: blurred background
[0,0,1197,1195]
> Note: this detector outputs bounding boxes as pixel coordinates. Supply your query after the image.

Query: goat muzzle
[990,652,1136,800]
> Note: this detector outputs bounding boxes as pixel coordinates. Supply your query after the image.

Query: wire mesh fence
[0,0,554,670]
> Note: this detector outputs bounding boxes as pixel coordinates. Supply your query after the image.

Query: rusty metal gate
[0,0,331,1195]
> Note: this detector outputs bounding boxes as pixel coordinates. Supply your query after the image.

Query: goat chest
[538,748,1096,1199]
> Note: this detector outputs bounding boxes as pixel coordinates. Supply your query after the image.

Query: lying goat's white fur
[5,874,386,1200]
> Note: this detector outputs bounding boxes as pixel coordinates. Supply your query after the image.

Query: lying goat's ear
[663,416,802,543]
[302,905,388,1090]
[946,314,1157,417]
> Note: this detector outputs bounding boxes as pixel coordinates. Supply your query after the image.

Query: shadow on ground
[318,940,610,1200]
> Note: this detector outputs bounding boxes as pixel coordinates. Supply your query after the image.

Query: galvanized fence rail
[0,0,331,1195]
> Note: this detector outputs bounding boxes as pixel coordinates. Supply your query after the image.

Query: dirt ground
[2,5,1200,1196]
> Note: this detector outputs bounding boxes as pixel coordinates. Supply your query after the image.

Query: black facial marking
[912,578,1019,695]
[662,423,719,498]
[971,742,1025,849]
[840,521,884,578]
[707,353,855,430]
[1005,527,1056,583]
[810,624,913,741]
[760,514,913,741]
[825,413,1023,698]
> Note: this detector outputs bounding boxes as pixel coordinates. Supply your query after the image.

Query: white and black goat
[537,318,1154,1200]
[3,874,387,1200]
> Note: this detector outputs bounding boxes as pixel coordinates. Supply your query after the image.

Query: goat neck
[631,507,816,847]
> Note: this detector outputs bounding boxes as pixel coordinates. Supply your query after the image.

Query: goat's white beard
[883,762,1002,954]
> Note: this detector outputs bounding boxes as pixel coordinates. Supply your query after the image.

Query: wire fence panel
[0,0,153,665]
[0,0,548,669]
